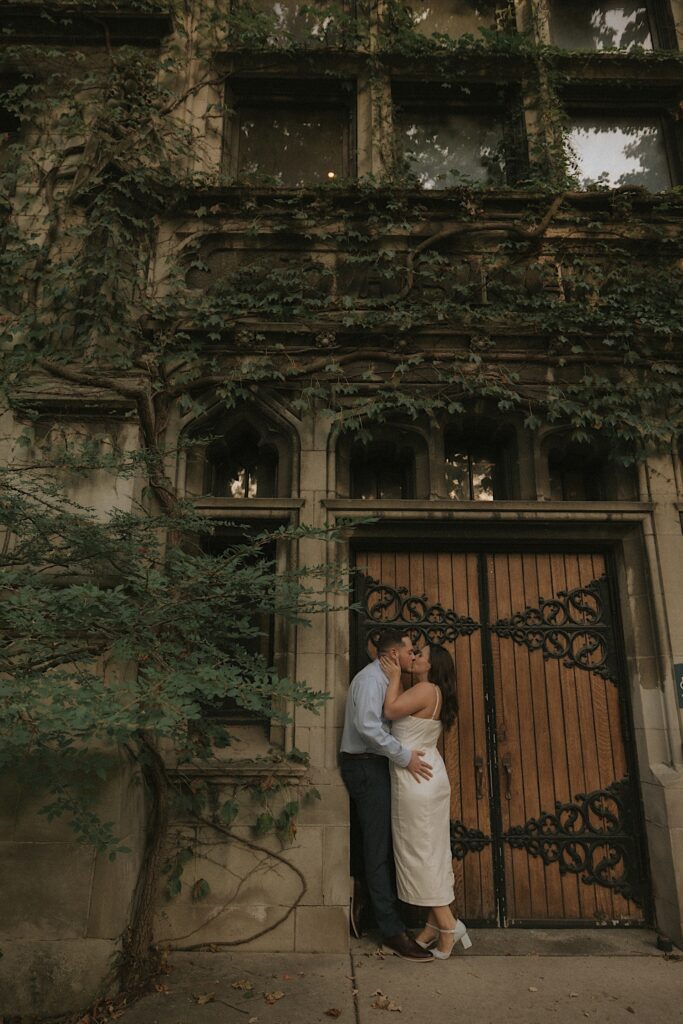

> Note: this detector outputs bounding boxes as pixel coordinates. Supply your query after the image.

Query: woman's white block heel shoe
[431,920,472,958]
[415,922,439,950]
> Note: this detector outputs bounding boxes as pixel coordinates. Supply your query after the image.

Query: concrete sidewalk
[118,931,683,1024]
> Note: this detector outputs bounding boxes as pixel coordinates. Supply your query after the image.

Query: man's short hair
[375,627,409,655]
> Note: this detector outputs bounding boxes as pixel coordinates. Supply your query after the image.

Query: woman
[381,641,472,959]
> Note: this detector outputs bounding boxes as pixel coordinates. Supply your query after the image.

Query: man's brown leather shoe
[382,932,434,961]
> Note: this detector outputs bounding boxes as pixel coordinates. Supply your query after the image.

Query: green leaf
[220,799,239,825]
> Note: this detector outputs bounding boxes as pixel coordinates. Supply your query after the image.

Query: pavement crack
[348,949,361,1024]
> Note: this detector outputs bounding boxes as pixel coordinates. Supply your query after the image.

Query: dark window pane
[408,0,498,37]
[350,442,415,499]
[550,2,653,50]
[206,429,278,498]
[567,115,672,190]
[238,104,347,186]
[549,448,604,501]
[396,110,505,188]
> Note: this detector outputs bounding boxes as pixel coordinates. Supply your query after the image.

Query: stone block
[0,842,95,940]
[298,782,349,826]
[294,702,327,731]
[636,726,674,768]
[294,905,349,952]
[87,836,143,939]
[154,900,296,951]
[652,897,683,947]
[630,681,668,732]
[295,652,330,694]
[299,451,327,495]
[0,938,117,1018]
[294,725,325,767]
[323,826,350,907]
[640,779,668,829]
[663,779,683,830]
[644,822,676,903]
[168,824,323,912]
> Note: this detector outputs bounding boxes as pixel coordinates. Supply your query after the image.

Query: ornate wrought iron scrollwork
[360,577,480,648]
[490,574,618,683]
[504,777,645,906]
[450,820,492,861]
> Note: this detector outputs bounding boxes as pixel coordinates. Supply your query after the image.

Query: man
[340,627,434,962]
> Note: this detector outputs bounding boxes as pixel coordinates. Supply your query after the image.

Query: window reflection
[567,115,672,191]
[408,0,498,37]
[549,2,653,51]
[238,104,347,186]
[243,0,342,42]
[397,111,506,188]
[445,448,498,500]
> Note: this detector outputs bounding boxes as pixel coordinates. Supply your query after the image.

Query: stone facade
[1,0,683,1018]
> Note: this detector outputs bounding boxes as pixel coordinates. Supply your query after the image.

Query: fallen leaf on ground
[232,979,254,992]
[153,983,170,994]
[264,990,285,1005]
[193,992,215,1005]
[371,990,402,1012]
[281,974,296,980]
[325,1010,342,1018]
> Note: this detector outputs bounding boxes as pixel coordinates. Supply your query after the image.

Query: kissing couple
[339,627,472,961]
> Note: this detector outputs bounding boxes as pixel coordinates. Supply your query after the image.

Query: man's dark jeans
[340,755,404,939]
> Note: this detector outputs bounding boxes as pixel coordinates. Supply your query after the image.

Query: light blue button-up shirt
[340,659,411,768]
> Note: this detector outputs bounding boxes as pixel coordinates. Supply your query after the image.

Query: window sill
[193,497,304,517]
[324,498,653,519]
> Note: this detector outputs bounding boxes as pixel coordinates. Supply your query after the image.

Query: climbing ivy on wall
[0,0,681,999]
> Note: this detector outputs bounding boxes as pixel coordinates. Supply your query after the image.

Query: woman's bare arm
[381,653,433,720]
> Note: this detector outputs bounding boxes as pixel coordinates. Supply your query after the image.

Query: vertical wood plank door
[354,550,497,924]
[486,551,647,925]
[352,548,649,927]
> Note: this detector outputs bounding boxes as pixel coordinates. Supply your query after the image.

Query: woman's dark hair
[428,643,458,731]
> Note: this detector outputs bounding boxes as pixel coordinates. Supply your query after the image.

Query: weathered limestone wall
[634,453,683,944]
[153,404,350,953]
[0,759,146,1018]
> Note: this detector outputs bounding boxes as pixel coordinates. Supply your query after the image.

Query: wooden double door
[353,548,650,927]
